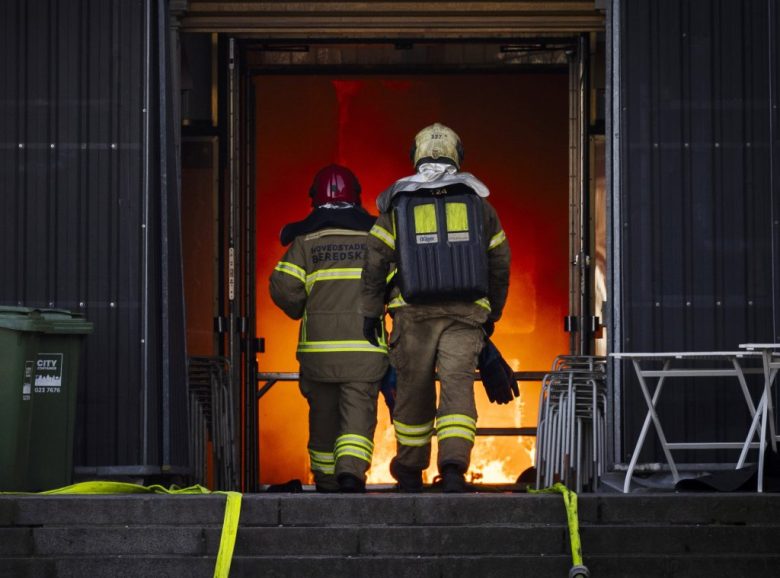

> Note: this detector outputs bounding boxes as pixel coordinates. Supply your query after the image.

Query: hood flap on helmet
[376,165,490,213]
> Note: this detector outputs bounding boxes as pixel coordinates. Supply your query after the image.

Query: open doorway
[254,70,570,485]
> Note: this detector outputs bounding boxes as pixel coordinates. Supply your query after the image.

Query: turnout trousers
[388,307,486,473]
[299,377,380,490]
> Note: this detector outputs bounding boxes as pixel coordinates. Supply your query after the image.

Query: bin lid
[37,309,94,334]
[0,306,47,332]
[0,306,94,334]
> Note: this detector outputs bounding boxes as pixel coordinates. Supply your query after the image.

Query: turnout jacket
[360,188,511,323]
[270,213,389,383]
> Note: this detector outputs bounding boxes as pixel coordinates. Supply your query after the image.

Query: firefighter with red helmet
[360,124,511,492]
[270,164,388,492]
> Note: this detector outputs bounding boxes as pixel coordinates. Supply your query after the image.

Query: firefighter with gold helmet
[360,123,511,492]
[270,164,388,493]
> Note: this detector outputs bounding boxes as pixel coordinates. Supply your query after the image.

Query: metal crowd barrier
[188,356,239,491]
[535,356,607,493]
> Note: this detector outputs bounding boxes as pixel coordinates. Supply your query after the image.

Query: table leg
[623,359,673,493]
[737,394,765,469]
[765,367,778,452]
[732,358,757,417]
[757,352,774,493]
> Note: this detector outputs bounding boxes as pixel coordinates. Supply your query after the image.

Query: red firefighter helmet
[309,164,362,207]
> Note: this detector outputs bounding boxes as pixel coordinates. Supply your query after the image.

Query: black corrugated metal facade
[0,0,189,475]
[614,0,780,463]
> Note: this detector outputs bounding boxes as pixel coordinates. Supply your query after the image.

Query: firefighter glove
[478,338,519,405]
[363,316,382,347]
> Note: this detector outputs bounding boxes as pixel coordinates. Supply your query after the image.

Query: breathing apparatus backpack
[392,185,489,303]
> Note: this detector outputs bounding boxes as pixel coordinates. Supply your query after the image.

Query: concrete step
[4,554,780,578]
[2,522,778,557]
[2,492,780,578]
[5,493,780,526]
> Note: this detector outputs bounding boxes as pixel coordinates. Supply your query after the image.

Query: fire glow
[255,73,569,485]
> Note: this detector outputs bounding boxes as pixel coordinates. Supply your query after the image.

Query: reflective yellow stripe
[305,267,363,292]
[334,447,373,463]
[274,261,306,283]
[334,434,374,463]
[370,224,396,249]
[335,448,373,461]
[413,203,438,234]
[311,463,335,474]
[475,297,491,311]
[298,340,388,353]
[395,419,435,445]
[388,295,407,309]
[437,427,477,442]
[394,419,435,435]
[489,230,507,250]
[335,434,375,453]
[386,268,398,284]
[309,449,335,463]
[396,433,434,447]
[437,413,477,443]
[436,414,477,431]
[446,202,468,231]
[395,419,435,446]
[309,449,336,474]
[390,293,488,311]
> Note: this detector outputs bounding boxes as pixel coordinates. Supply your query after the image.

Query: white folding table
[611,351,766,493]
[737,344,780,492]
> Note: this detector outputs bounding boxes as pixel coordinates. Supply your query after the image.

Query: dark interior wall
[0,0,188,475]
[616,0,780,463]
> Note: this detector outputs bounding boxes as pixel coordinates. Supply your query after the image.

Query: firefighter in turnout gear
[360,123,511,492]
[270,164,388,493]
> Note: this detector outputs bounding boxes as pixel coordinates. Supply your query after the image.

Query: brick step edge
[4,554,780,578]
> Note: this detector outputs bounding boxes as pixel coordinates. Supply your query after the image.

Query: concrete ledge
[0,501,14,526]
[208,526,361,556]
[586,494,780,524]
[581,524,780,555]
[357,525,566,556]
[585,553,780,578]
[0,528,32,556]
[6,553,780,578]
[236,495,279,526]
[0,558,57,578]
[8,495,227,525]
[230,555,574,578]
[413,494,565,525]
[278,494,417,526]
[34,527,210,556]
[50,556,216,578]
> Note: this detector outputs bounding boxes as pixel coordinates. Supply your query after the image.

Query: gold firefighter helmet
[410,122,464,169]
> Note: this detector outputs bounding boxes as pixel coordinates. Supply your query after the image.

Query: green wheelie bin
[0,307,43,491]
[25,309,93,491]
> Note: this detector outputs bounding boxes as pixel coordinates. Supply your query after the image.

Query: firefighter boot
[338,473,366,493]
[440,463,467,493]
[390,458,423,492]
